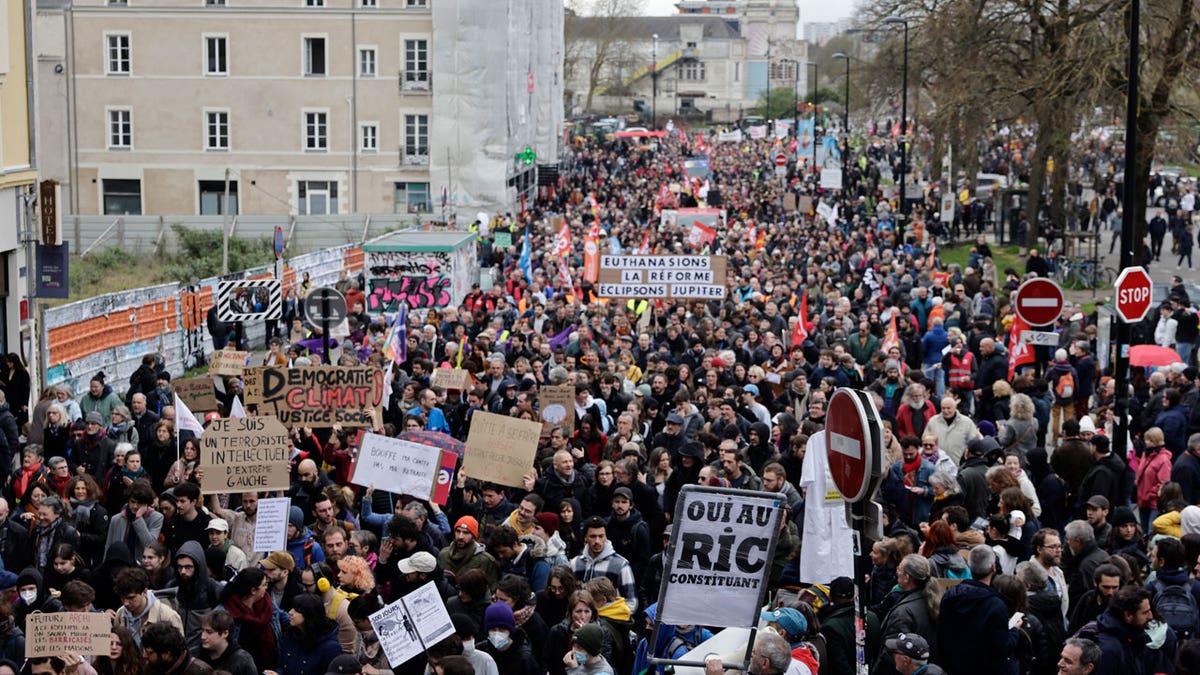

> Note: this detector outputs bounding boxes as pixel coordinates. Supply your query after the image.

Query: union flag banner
[584,223,601,283]
[1009,315,1036,378]
[553,221,572,258]
[687,222,717,248]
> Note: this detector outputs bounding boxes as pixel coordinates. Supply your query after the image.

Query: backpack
[1055,371,1076,400]
[1152,583,1200,639]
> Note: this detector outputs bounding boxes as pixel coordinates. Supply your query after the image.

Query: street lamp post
[651,34,659,129]
[807,61,818,169]
[832,52,851,216]
[883,16,909,242]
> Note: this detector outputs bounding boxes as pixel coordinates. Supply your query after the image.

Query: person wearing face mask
[564,624,612,675]
[477,602,539,675]
[13,567,63,632]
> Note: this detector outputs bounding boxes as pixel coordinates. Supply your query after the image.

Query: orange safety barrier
[344,247,364,273]
[47,297,181,365]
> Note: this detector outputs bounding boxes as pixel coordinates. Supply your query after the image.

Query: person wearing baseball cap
[259,551,296,608]
[885,633,943,675]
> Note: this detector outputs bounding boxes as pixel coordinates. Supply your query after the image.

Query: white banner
[717,129,744,143]
[352,433,442,498]
[774,121,791,139]
[748,125,767,140]
[659,487,781,627]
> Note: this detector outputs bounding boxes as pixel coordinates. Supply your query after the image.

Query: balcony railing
[399,70,431,93]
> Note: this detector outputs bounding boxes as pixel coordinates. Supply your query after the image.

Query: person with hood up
[216,568,283,672]
[74,411,116,480]
[113,566,183,644]
[79,373,122,427]
[269,593,342,675]
[1153,503,1200,538]
[193,610,258,675]
[171,540,220,650]
[477,601,540,675]
[745,421,774,474]
[604,488,649,581]
[663,442,705,518]
[104,478,162,562]
[937,546,1019,675]
[12,567,62,631]
[285,506,325,570]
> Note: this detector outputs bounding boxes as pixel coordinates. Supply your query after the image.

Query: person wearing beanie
[819,577,882,675]
[285,505,325,571]
[1046,348,1079,447]
[868,359,906,419]
[479,601,539,675]
[79,372,122,428]
[564,623,612,675]
[1106,507,1148,567]
[439,516,500,587]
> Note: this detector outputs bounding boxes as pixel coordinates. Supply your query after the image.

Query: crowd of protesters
[1,122,1200,675]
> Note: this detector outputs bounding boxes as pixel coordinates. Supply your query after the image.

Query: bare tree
[565,0,646,113]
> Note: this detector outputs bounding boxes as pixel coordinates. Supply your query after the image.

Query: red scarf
[50,472,71,499]
[902,455,923,486]
[224,593,277,668]
[12,463,43,504]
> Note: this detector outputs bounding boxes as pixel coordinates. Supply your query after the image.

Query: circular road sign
[1114,267,1153,323]
[825,388,881,503]
[303,286,348,326]
[1014,278,1064,326]
[773,151,788,167]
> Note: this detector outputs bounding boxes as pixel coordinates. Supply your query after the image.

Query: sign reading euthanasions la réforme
[657,486,782,628]
[597,255,727,299]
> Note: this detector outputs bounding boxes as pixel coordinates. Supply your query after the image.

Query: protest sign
[797,195,814,215]
[783,193,797,213]
[430,450,457,506]
[430,368,471,391]
[174,376,217,412]
[200,416,292,494]
[539,384,575,437]
[253,497,290,553]
[259,366,384,428]
[351,433,441,498]
[210,350,250,376]
[242,366,264,406]
[26,612,112,658]
[370,581,455,666]
[597,255,728,300]
[657,486,782,628]
[494,231,512,248]
[463,411,541,488]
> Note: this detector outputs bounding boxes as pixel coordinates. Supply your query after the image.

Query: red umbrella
[1129,344,1183,367]
[398,429,465,456]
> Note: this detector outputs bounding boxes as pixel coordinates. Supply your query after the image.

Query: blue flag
[520,226,533,283]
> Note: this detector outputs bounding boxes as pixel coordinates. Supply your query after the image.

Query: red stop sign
[1114,267,1153,323]
[826,389,871,502]
[773,152,788,167]
[1014,278,1064,326]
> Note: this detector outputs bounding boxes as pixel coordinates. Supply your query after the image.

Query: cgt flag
[584,223,601,283]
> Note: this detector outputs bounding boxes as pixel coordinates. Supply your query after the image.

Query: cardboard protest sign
[200,416,292,494]
[430,368,471,392]
[210,349,250,376]
[242,367,264,406]
[369,581,455,666]
[26,612,112,657]
[657,486,782,628]
[539,384,575,437]
[174,376,218,412]
[463,411,541,488]
[783,193,797,212]
[351,433,441,498]
[253,497,290,553]
[597,255,728,300]
[259,366,384,428]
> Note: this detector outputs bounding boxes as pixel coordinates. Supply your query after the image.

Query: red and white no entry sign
[1014,278,1064,326]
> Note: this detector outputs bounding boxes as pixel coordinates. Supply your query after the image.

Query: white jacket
[1156,315,1179,347]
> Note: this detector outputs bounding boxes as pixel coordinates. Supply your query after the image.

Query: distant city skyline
[641,0,857,24]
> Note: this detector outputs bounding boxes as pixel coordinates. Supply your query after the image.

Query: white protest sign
[253,497,291,553]
[658,486,782,628]
[369,580,456,666]
[352,433,441,498]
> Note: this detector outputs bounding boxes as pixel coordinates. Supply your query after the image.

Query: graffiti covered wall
[365,250,454,312]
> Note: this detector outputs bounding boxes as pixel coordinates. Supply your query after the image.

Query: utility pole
[221,167,231,274]
[1113,0,1140,461]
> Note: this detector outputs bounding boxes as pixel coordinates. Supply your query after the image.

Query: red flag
[584,223,600,283]
[637,230,652,254]
[881,311,899,354]
[791,289,811,348]
[1009,315,1035,378]
[553,221,572,257]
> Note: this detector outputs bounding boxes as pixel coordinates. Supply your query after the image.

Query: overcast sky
[641,0,856,24]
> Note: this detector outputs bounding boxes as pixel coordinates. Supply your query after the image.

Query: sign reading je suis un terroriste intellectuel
[597,255,728,300]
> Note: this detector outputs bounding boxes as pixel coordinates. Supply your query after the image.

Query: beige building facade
[38,0,439,217]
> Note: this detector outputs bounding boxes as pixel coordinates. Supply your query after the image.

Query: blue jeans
[922,364,945,399]
[1178,341,1195,367]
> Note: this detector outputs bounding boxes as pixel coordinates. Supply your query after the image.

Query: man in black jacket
[1173,433,1200,504]
[973,339,1010,423]
[958,438,995,521]
[194,610,257,675]
[938,546,1019,675]
[1078,435,1129,513]
[875,554,938,675]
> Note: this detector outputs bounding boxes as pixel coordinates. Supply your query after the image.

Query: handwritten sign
[370,581,455,667]
[464,411,541,488]
[257,366,384,428]
[351,433,441,498]
[210,349,250,376]
[253,497,291,553]
[200,416,292,495]
[174,376,218,413]
[26,612,112,657]
[430,368,472,392]
[242,367,264,407]
[539,384,575,437]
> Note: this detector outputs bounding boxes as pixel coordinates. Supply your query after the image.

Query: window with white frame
[393,182,430,213]
[306,0,325,6]
[205,110,229,150]
[298,181,337,215]
[304,36,327,76]
[107,108,132,149]
[404,39,427,83]
[358,47,376,77]
[106,33,131,75]
[205,0,225,6]
[406,0,426,6]
[361,0,377,6]
[404,114,428,159]
[681,61,705,81]
[205,36,227,75]
[304,111,328,151]
[360,123,378,152]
